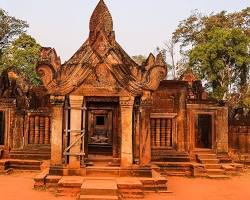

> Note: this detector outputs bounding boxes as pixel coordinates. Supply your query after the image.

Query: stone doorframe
[85,101,119,160]
[191,111,215,150]
[49,95,137,171]
[187,104,228,153]
[0,99,16,149]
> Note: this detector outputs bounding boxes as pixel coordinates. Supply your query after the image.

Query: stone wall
[229,126,250,153]
[151,80,188,160]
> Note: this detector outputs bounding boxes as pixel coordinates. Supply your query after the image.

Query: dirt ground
[0,170,250,200]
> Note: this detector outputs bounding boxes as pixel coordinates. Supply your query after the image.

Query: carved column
[166,119,172,147]
[29,116,35,144]
[133,105,140,164]
[177,88,186,152]
[161,119,166,147]
[155,119,161,147]
[39,116,45,144]
[139,94,153,166]
[34,116,40,144]
[50,96,65,166]
[120,96,134,167]
[216,107,228,153]
[44,117,50,144]
[69,95,83,169]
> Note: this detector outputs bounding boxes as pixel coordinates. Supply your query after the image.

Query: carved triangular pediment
[37,0,168,97]
[70,63,131,96]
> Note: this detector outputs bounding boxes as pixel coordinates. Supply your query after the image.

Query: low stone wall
[229,126,250,153]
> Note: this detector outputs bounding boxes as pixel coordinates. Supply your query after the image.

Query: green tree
[173,7,250,102]
[0,8,28,56]
[1,33,41,85]
[189,28,250,100]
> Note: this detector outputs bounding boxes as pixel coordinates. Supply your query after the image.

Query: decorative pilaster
[177,88,186,152]
[216,107,228,153]
[133,104,140,164]
[34,116,40,144]
[139,94,153,166]
[120,96,134,167]
[50,95,65,166]
[69,95,84,169]
[39,117,45,144]
[29,116,35,144]
[44,117,50,144]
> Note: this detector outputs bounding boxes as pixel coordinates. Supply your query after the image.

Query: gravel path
[0,170,249,200]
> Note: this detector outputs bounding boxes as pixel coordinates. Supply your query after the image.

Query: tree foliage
[0,33,41,85]
[173,7,250,105]
[0,8,28,55]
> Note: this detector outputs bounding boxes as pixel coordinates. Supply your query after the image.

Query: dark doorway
[195,114,212,149]
[86,99,119,159]
[0,112,5,145]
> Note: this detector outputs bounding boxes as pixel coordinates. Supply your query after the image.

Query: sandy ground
[0,170,250,200]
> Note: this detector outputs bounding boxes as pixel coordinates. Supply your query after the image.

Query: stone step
[9,164,41,170]
[58,176,84,188]
[208,175,230,179]
[10,150,50,154]
[9,153,50,160]
[117,178,144,199]
[79,195,118,200]
[1,159,42,170]
[200,159,219,164]
[81,179,118,196]
[204,164,222,169]
[197,154,217,160]
[86,167,119,177]
[57,176,84,196]
[194,149,215,153]
[206,169,225,175]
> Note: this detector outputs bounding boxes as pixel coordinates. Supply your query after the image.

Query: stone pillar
[216,107,228,153]
[29,116,35,144]
[39,116,45,144]
[44,117,50,144]
[120,96,134,167]
[155,119,161,147]
[69,95,83,169]
[50,96,65,166]
[166,119,172,147]
[139,94,153,166]
[177,88,186,152]
[133,106,140,164]
[34,116,40,144]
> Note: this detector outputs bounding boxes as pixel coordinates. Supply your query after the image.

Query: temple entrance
[195,114,212,149]
[87,110,113,156]
[85,98,119,163]
[0,112,4,145]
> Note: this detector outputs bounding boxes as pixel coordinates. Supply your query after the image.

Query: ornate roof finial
[89,0,113,35]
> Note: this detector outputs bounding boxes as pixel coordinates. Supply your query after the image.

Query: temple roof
[89,0,113,36]
[37,0,167,96]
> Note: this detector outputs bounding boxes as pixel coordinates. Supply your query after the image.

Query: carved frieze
[50,95,65,106]
[120,97,134,107]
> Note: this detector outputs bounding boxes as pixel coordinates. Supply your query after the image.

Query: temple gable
[37,0,167,96]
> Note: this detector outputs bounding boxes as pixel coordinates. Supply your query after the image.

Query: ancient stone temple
[0,0,247,199]
[37,0,167,173]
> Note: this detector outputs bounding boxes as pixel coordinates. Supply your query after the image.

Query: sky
[0,0,249,63]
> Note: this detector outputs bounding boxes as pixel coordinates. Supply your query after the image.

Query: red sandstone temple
[0,0,249,198]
